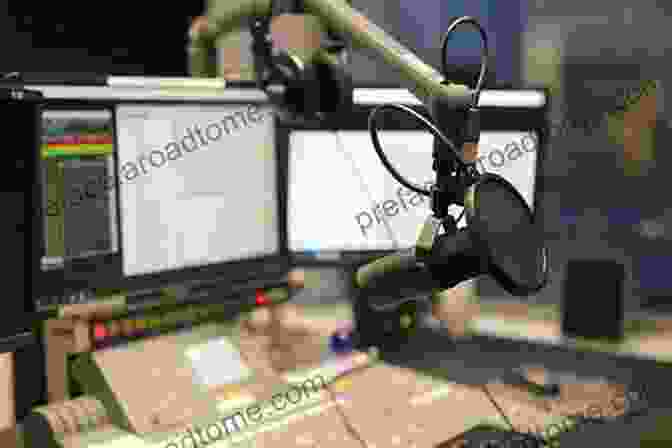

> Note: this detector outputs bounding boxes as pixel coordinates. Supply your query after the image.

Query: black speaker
[562,259,625,341]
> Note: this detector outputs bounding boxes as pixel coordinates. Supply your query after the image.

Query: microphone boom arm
[191,1,548,320]
[190,0,475,112]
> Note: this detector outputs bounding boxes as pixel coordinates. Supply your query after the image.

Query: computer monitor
[283,88,548,266]
[32,85,287,310]
[115,102,279,278]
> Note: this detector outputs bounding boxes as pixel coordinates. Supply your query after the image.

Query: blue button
[329,329,354,354]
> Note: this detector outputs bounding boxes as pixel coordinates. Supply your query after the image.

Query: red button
[255,290,269,306]
[93,323,107,340]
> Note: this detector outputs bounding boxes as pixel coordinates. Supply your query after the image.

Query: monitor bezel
[35,95,289,302]
[0,89,42,346]
[279,87,549,267]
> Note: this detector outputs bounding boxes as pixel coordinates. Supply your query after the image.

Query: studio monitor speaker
[562,259,625,341]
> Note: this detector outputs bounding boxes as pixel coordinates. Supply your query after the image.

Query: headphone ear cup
[267,51,302,105]
[265,51,325,119]
[314,60,353,116]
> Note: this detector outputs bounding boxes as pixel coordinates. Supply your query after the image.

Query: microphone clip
[414,213,460,260]
[415,215,443,259]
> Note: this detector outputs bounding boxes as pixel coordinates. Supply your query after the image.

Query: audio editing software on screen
[35,101,283,310]
[40,109,119,271]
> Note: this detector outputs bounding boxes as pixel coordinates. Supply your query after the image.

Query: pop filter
[464,173,548,296]
[356,174,548,309]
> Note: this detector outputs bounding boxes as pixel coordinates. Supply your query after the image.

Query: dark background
[0,2,205,76]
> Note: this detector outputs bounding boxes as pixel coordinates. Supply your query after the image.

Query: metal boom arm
[189,0,475,111]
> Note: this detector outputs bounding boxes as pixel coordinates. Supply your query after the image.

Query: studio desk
[471,300,672,364]
[20,292,672,447]
[40,273,306,405]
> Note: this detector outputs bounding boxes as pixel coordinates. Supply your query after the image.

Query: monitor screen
[33,91,286,311]
[40,109,119,271]
[288,129,538,254]
[115,103,278,277]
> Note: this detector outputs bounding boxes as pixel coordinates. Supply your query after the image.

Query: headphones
[248,0,353,122]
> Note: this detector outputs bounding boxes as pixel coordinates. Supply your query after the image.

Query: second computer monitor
[285,88,548,263]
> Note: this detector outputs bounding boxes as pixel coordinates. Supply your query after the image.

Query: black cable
[367,16,489,199]
[368,103,471,196]
[440,16,489,106]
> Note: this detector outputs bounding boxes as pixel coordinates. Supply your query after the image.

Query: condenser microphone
[355,174,549,311]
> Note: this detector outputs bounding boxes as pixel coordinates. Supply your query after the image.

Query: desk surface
[24,359,618,448]
[19,300,672,447]
[297,300,672,363]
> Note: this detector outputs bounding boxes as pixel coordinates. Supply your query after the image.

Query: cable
[481,384,516,432]
[364,103,472,311]
[335,126,432,312]
[368,103,471,197]
[440,16,489,106]
[325,381,369,448]
[365,16,488,201]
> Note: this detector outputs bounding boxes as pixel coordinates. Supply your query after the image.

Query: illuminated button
[93,323,108,341]
[332,377,353,393]
[134,319,147,333]
[329,328,354,354]
[255,290,269,306]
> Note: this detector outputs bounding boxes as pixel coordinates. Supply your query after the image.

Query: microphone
[355,174,549,313]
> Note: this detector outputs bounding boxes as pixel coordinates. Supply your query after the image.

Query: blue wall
[398,0,526,83]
